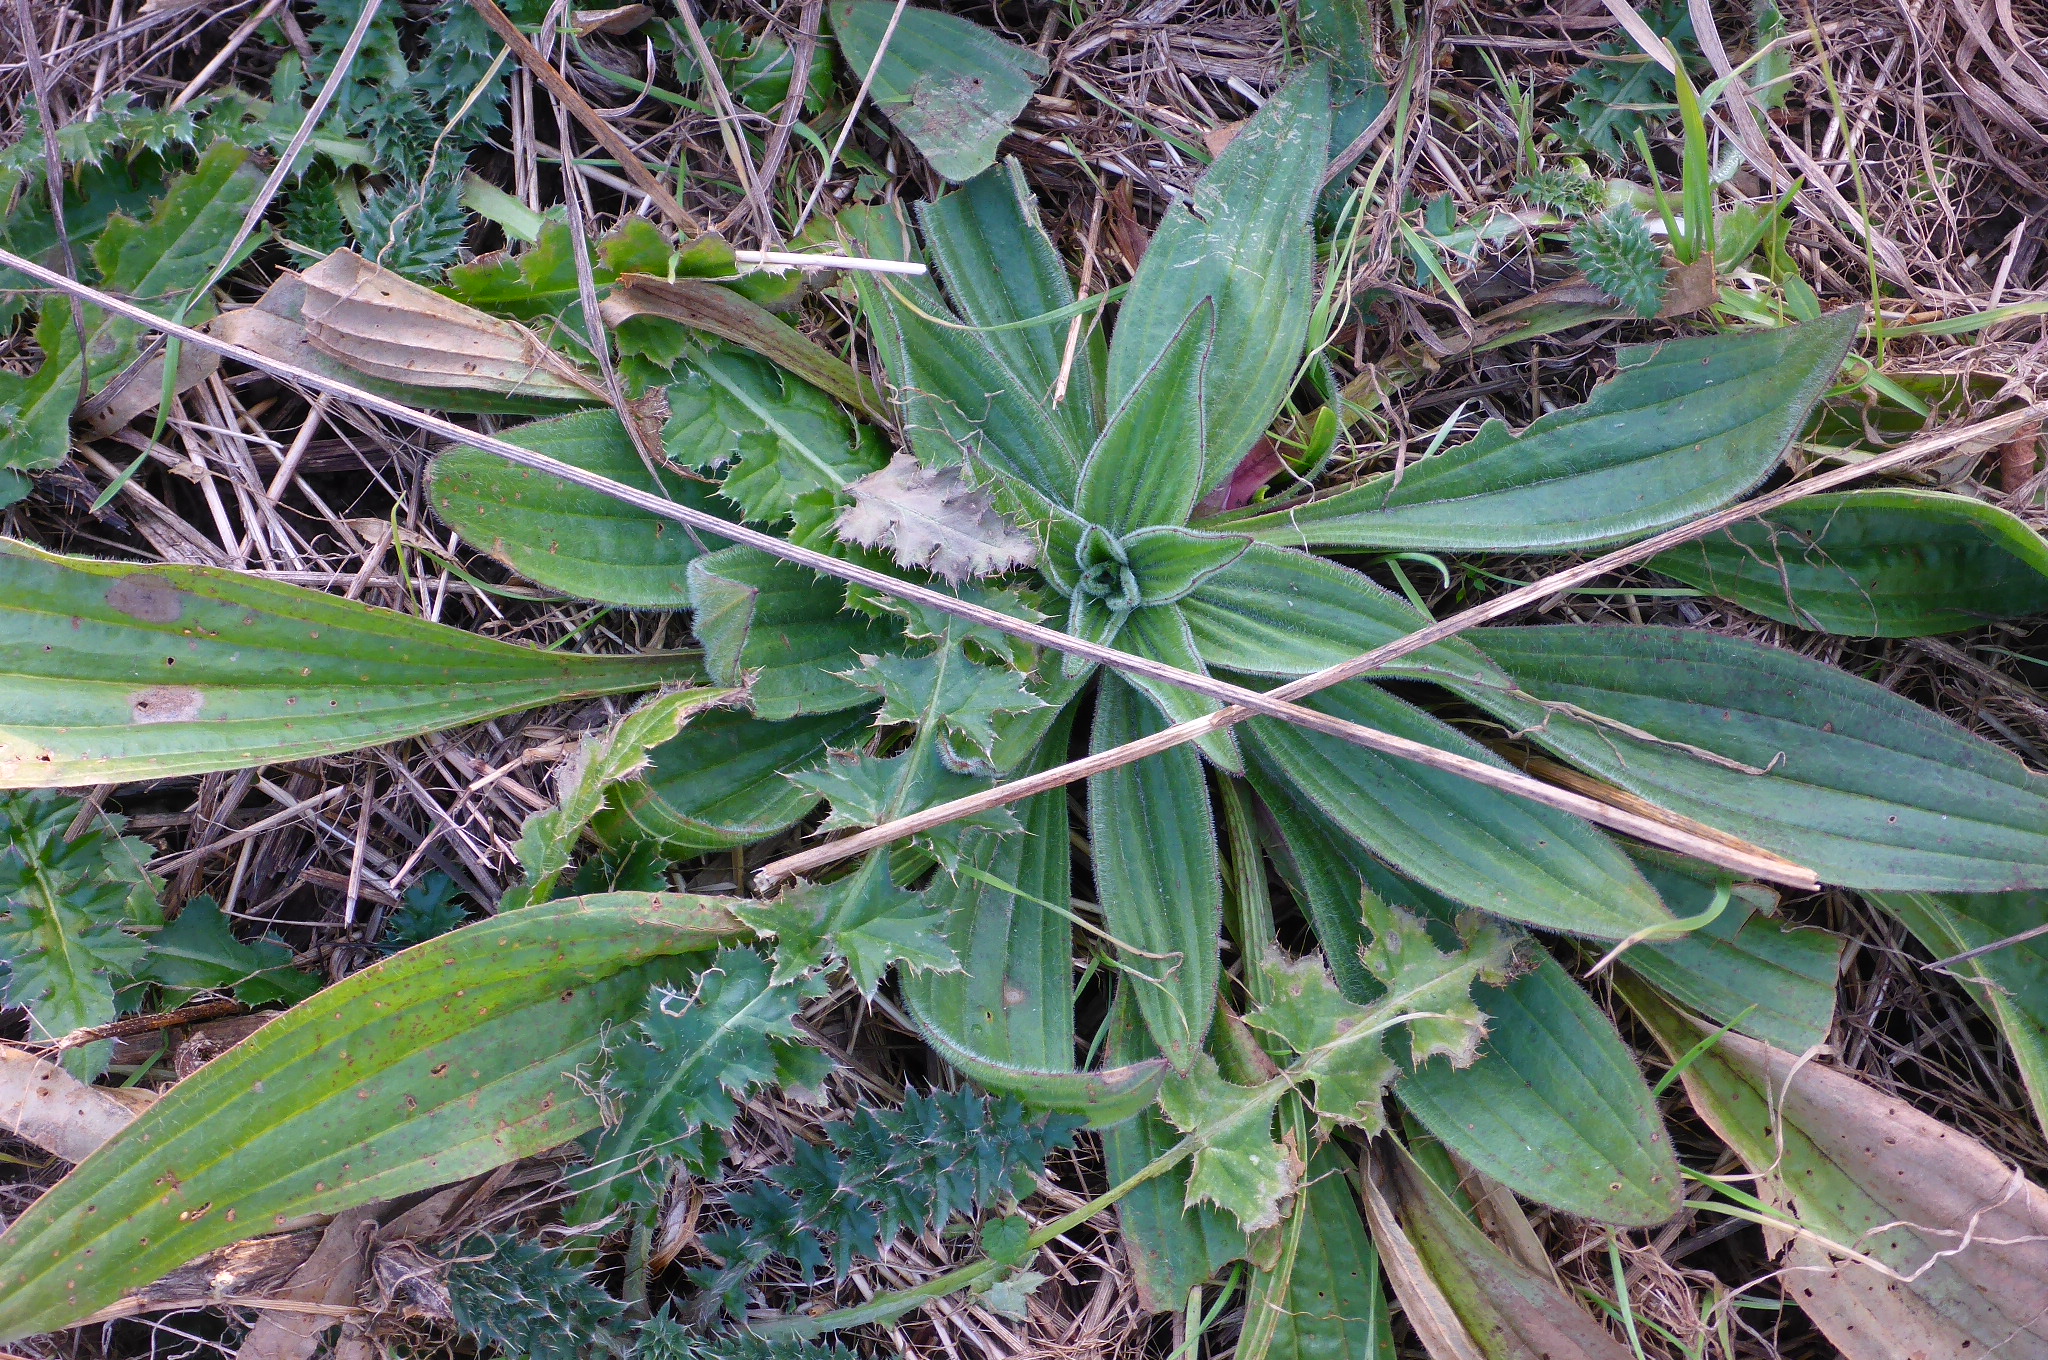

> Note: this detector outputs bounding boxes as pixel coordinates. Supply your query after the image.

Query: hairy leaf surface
[1651,489,2048,636]
[0,892,748,1340]
[0,540,696,788]
[1215,314,1857,551]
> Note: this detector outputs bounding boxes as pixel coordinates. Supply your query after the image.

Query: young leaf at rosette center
[570,947,831,1226]
[1090,674,1224,1071]
[1210,313,1859,553]
[1076,300,1213,534]
[826,2,1048,183]
[1156,1055,1296,1234]
[1120,526,1252,608]
[502,688,736,909]
[1621,975,2048,1359]
[135,894,320,1009]
[738,850,958,995]
[0,892,749,1342]
[665,346,888,534]
[0,789,161,1076]
[0,539,698,788]
[1650,488,2048,637]
[687,546,895,721]
[429,408,736,608]
[1107,65,1329,496]
[595,707,875,856]
[1454,624,2048,891]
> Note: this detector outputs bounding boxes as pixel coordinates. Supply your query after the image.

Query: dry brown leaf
[0,1046,153,1163]
[293,251,604,402]
[1358,1144,1489,1360]
[1366,1140,1636,1360]
[1626,977,2048,1360]
[234,1204,386,1360]
[573,4,653,35]
[836,453,1038,585]
[78,342,219,435]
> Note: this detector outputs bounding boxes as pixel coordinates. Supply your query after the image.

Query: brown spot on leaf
[106,577,184,623]
[131,686,204,724]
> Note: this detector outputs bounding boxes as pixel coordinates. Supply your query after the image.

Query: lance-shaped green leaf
[1626,854,1839,1053]
[0,539,697,789]
[502,689,736,909]
[1651,489,2048,636]
[1455,625,2048,891]
[1109,66,1329,493]
[1241,678,1671,939]
[1181,545,1505,688]
[1258,790,1684,1225]
[664,347,887,530]
[687,546,892,720]
[827,2,1048,182]
[571,947,831,1225]
[1374,1139,1636,1360]
[918,160,1101,449]
[1,141,263,499]
[1101,993,1248,1310]
[1623,976,2048,1360]
[1117,602,1242,771]
[1090,675,1223,1070]
[1242,1147,1394,1360]
[1211,314,1858,552]
[1077,302,1212,533]
[0,892,748,1341]
[429,409,734,608]
[738,849,956,994]
[903,709,1076,1073]
[1871,889,2048,1139]
[595,707,873,854]
[840,204,1083,498]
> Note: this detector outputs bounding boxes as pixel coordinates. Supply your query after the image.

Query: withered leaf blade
[836,453,1038,585]
[1624,976,2048,1360]
[293,249,604,403]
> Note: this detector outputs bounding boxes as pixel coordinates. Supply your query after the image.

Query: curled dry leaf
[1625,977,2048,1360]
[213,252,602,407]
[295,250,604,402]
[0,1046,151,1163]
[836,453,1038,585]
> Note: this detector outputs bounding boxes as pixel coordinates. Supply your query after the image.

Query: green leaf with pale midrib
[0,539,697,788]
[1240,678,1670,940]
[1651,488,2048,636]
[430,408,734,608]
[1453,624,2048,891]
[1210,313,1857,552]
[0,892,747,1342]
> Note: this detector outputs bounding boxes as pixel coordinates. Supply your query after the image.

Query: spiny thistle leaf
[378,872,471,953]
[697,1089,1081,1314]
[445,1232,626,1360]
[1569,207,1668,317]
[836,453,1039,585]
[635,1309,862,1360]
[0,791,161,1077]
[356,171,472,282]
[135,894,319,1009]
[845,641,1046,763]
[738,851,958,993]
[1155,1056,1295,1233]
[1560,0,1698,162]
[1513,167,1609,218]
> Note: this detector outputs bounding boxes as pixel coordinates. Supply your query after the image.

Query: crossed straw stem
[10,246,2038,896]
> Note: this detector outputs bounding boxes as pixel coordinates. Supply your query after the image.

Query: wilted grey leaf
[836,453,1038,584]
